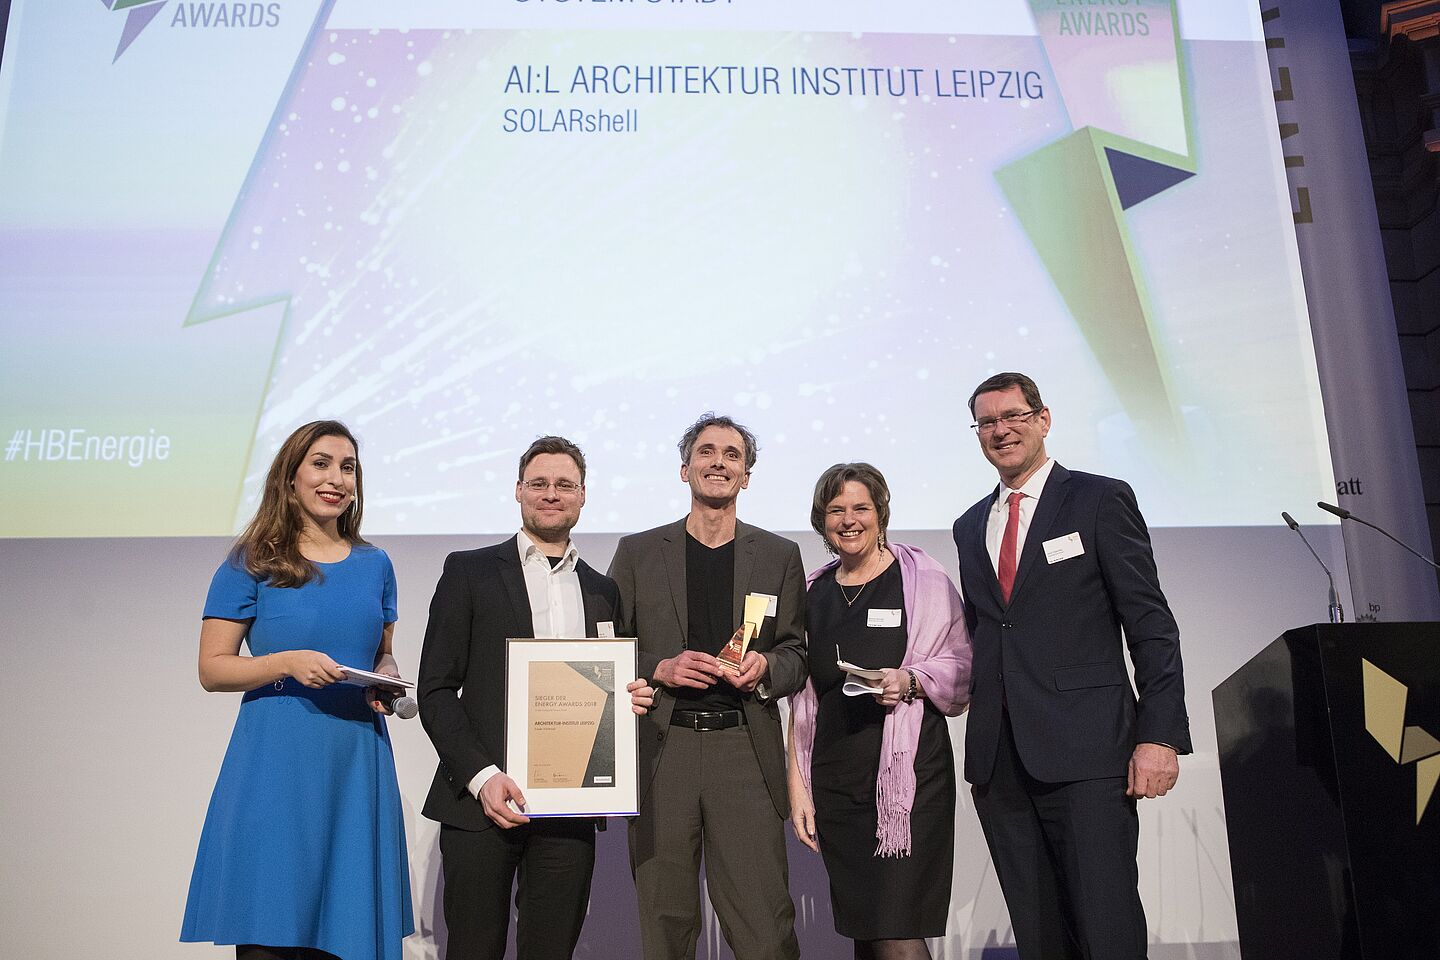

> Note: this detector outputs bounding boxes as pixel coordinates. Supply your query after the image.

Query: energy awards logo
[99,0,168,62]
[100,0,283,62]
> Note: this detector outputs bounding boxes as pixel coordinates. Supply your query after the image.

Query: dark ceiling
[1340,0,1389,41]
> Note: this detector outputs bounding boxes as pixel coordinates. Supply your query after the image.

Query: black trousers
[972,712,1147,960]
[439,818,597,960]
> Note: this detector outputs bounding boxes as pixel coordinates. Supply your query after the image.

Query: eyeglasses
[970,409,1041,434]
[521,479,581,494]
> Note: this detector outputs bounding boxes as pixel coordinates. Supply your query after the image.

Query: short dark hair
[968,372,1044,417]
[810,462,891,554]
[677,413,758,472]
[518,435,587,485]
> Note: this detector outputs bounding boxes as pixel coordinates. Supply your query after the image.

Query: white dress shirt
[469,531,586,799]
[984,457,1057,576]
[517,529,586,641]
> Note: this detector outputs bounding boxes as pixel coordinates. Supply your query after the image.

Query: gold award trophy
[717,594,771,672]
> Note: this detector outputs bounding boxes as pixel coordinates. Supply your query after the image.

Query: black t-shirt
[677,533,742,712]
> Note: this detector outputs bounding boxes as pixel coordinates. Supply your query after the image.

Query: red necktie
[998,491,1024,603]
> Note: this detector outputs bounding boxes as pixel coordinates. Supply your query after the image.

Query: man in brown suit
[610,413,808,960]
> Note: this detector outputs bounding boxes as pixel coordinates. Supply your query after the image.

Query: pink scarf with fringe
[790,541,973,856]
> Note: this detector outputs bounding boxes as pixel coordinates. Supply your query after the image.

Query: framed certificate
[504,638,639,817]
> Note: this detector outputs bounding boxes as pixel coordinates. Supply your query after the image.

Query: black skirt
[808,564,956,940]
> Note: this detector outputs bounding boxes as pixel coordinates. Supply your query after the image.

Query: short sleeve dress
[807,562,956,941]
[180,545,414,960]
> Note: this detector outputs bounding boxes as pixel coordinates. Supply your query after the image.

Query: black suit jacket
[953,464,1191,786]
[418,536,622,831]
[607,518,808,818]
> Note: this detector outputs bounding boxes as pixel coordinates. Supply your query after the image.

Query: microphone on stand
[1316,501,1440,570]
[1282,511,1344,623]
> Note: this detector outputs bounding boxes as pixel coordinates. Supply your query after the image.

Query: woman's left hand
[872,668,910,708]
[788,774,820,853]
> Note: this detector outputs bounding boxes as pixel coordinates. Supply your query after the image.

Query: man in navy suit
[953,373,1191,960]
[418,436,621,960]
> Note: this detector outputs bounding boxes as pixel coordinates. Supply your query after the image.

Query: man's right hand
[652,650,723,689]
[627,678,657,714]
[479,773,530,829]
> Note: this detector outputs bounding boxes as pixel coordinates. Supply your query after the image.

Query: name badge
[751,592,778,618]
[596,620,616,638]
[1043,532,1084,564]
[867,608,902,628]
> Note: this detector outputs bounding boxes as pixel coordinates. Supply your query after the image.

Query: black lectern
[1214,624,1439,960]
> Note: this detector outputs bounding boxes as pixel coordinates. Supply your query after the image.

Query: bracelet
[901,669,918,703]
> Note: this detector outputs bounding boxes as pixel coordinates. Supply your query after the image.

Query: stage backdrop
[2,0,1423,958]
[2,0,1336,537]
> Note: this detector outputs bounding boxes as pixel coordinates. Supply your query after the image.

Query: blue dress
[181,546,414,960]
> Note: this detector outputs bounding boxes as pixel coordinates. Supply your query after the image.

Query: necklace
[838,579,867,607]
[836,549,887,608]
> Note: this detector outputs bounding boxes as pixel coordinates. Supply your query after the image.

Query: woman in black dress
[787,462,973,960]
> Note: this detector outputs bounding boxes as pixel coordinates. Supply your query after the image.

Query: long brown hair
[231,420,368,587]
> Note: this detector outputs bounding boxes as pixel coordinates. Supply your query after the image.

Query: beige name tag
[596,620,615,639]
[1043,532,1084,564]
[750,592,778,618]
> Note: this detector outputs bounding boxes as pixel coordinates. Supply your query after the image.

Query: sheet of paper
[338,665,414,689]
[842,678,884,697]
[836,657,887,681]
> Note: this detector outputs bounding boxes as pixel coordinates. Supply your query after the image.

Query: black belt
[669,709,745,731]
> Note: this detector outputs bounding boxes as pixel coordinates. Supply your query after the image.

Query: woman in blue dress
[181,420,414,960]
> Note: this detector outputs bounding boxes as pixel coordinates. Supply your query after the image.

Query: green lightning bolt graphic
[1002,0,1196,447]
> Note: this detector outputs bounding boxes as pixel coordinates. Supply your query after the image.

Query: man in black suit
[610,413,807,960]
[953,373,1191,960]
[418,436,621,960]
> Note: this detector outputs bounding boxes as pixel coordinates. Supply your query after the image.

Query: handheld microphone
[376,689,418,719]
[1282,511,1343,623]
[1317,501,1440,570]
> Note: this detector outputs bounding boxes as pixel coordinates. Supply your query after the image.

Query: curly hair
[676,412,758,471]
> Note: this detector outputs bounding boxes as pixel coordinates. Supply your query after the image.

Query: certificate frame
[504,638,639,817]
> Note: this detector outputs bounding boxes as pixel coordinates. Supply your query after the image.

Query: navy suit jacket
[417,536,621,831]
[953,464,1191,785]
